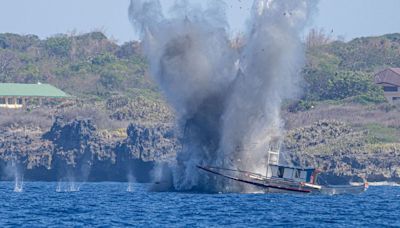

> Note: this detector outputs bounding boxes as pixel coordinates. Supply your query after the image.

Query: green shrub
[0,33,40,51]
[17,64,41,83]
[91,53,117,66]
[44,35,71,57]
[69,61,92,75]
[365,123,400,144]
[287,100,315,113]
[321,71,382,101]
[100,71,123,90]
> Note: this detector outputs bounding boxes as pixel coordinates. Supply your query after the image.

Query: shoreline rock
[0,118,179,182]
[284,120,400,184]
[0,118,399,184]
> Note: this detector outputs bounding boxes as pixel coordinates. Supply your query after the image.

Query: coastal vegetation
[0,32,157,100]
[1,30,400,138]
[1,31,398,104]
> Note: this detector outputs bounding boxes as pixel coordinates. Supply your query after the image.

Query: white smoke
[129,0,318,192]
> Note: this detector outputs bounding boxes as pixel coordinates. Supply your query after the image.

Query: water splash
[3,160,24,192]
[129,0,318,192]
[55,168,87,192]
[126,172,136,192]
[13,175,24,193]
[56,180,81,192]
[127,183,134,192]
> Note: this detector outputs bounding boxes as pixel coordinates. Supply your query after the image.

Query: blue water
[0,182,399,227]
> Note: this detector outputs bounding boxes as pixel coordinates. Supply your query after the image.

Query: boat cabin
[267,164,318,184]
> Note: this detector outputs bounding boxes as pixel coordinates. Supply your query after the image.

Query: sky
[0,0,399,43]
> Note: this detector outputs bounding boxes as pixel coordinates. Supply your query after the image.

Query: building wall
[375,69,400,104]
[0,97,24,109]
[383,91,400,104]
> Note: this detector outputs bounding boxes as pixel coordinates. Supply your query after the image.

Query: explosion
[129,0,318,192]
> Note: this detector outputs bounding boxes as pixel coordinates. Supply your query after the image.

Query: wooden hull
[197,165,368,195]
[260,181,367,194]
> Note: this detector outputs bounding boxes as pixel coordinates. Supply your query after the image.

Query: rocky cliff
[284,120,400,184]
[1,117,399,184]
[0,118,179,182]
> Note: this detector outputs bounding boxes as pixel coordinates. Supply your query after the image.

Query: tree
[0,50,20,81]
[44,35,72,57]
[100,71,123,90]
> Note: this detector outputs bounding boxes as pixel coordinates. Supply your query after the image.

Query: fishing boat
[197,141,368,194]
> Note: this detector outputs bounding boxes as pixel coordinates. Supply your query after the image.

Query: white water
[127,183,134,192]
[56,181,81,192]
[13,176,23,193]
[367,181,400,187]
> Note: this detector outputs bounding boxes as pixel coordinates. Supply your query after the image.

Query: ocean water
[0,182,399,227]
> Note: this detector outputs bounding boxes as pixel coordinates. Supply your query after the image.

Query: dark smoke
[129,0,318,192]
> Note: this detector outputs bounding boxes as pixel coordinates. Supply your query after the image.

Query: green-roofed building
[0,83,71,109]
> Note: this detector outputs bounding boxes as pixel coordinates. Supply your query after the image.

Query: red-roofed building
[375,68,400,103]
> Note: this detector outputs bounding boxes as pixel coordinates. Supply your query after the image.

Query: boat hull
[197,165,368,195]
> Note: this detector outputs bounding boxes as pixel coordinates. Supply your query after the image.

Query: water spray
[129,0,317,192]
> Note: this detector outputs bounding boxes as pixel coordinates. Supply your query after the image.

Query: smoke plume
[129,0,318,192]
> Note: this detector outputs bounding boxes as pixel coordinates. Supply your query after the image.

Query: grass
[364,123,400,144]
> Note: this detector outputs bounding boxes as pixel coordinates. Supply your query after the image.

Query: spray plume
[129,0,318,192]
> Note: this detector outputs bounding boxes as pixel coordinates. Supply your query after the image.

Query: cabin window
[0,98,5,104]
[384,86,398,92]
[7,98,13,104]
[300,171,307,180]
[17,98,23,105]
[294,170,300,179]
[393,97,400,101]
[267,167,272,177]
[283,168,294,179]
[277,167,284,178]
[267,166,278,178]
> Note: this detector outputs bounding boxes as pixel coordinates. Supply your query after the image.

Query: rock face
[1,117,399,184]
[284,120,400,184]
[0,126,53,180]
[42,118,114,181]
[118,124,179,162]
[0,118,179,182]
